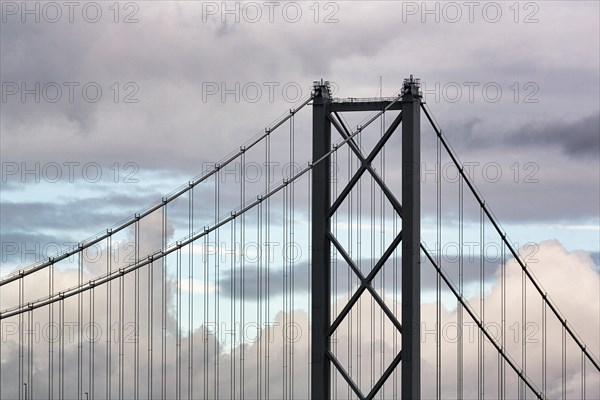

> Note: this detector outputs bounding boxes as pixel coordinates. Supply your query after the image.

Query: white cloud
[1,240,598,398]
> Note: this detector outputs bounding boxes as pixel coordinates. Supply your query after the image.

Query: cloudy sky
[1,1,599,399]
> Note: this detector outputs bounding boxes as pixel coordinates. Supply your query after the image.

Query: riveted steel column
[311,81,332,400]
[401,76,422,399]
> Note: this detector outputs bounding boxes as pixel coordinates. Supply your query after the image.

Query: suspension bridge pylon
[311,76,422,399]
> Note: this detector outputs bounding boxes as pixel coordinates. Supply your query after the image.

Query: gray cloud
[449,111,600,158]
[1,193,159,232]
[1,2,598,233]
[217,254,506,302]
[514,112,600,157]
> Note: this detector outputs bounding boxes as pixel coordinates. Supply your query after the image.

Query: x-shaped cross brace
[325,111,406,400]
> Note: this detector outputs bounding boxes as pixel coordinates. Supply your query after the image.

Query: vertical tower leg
[311,81,332,400]
[401,76,422,399]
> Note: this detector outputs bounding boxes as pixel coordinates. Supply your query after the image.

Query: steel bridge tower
[311,76,422,399]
